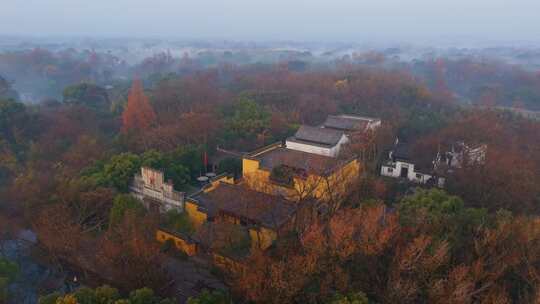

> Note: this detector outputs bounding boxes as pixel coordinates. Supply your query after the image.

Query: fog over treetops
[1,0,539,43]
[1,0,540,103]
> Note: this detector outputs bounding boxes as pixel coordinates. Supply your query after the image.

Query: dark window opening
[400,167,409,178]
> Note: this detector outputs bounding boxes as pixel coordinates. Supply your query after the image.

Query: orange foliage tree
[233,198,540,304]
[121,79,156,133]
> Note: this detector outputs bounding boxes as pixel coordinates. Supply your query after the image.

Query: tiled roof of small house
[189,183,297,228]
[388,142,435,173]
[292,125,345,147]
[392,143,411,161]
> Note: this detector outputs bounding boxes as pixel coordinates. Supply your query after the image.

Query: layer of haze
[1,0,539,44]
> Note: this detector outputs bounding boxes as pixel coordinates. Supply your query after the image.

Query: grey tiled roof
[293,125,344,146]
[189,183,297,228]
[393,143,411,161]
[323,115,372,131]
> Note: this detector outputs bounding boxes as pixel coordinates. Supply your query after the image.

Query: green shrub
[38,292,61,304]
[109,194,145,226]
[164,210,194,235]
[0,257,18,302]
[187,289,231,304]
[328,292,369,304]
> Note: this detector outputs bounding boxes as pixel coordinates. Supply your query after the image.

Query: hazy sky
[1,0,539,43]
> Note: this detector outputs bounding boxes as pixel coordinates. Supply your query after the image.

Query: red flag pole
[203,151,208,173]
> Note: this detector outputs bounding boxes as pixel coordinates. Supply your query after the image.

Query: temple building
[173,139,361,255]
[184,179,313,251]
[242,142,360,203]
[130,167,185,213]
[153,114,369,259]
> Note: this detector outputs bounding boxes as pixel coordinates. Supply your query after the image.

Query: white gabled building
[286,125,349,158]
[285,114,383,158]
[130,167,185,213]
[380,140,445,187]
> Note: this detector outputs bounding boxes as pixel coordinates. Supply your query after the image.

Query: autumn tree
[447,147,539,214]
[425,213,540,304]
[54,178,117,232]
[143,111,221,151]
[60,135,108,177]
[417,110,540,214]
[151,72,222,124]
[121,79,156,133]
[32,204,85,262]
[97,214,172,293]
[234,204,399,303]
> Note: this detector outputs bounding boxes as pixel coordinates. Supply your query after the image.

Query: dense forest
[1,49,540,304]
[2,47,540,111]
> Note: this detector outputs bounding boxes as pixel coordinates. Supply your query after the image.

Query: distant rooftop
[291,125,345,147]
[189,183,297,228]
[323,114,380,132]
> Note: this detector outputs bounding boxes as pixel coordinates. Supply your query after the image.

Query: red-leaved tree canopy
[122,79,156,133]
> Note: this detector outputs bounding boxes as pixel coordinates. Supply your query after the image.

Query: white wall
[380,161,433,184]
[130,170,184,213]
[286,134,349,158]
[380,163,400,178]
[286,140,334,156]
